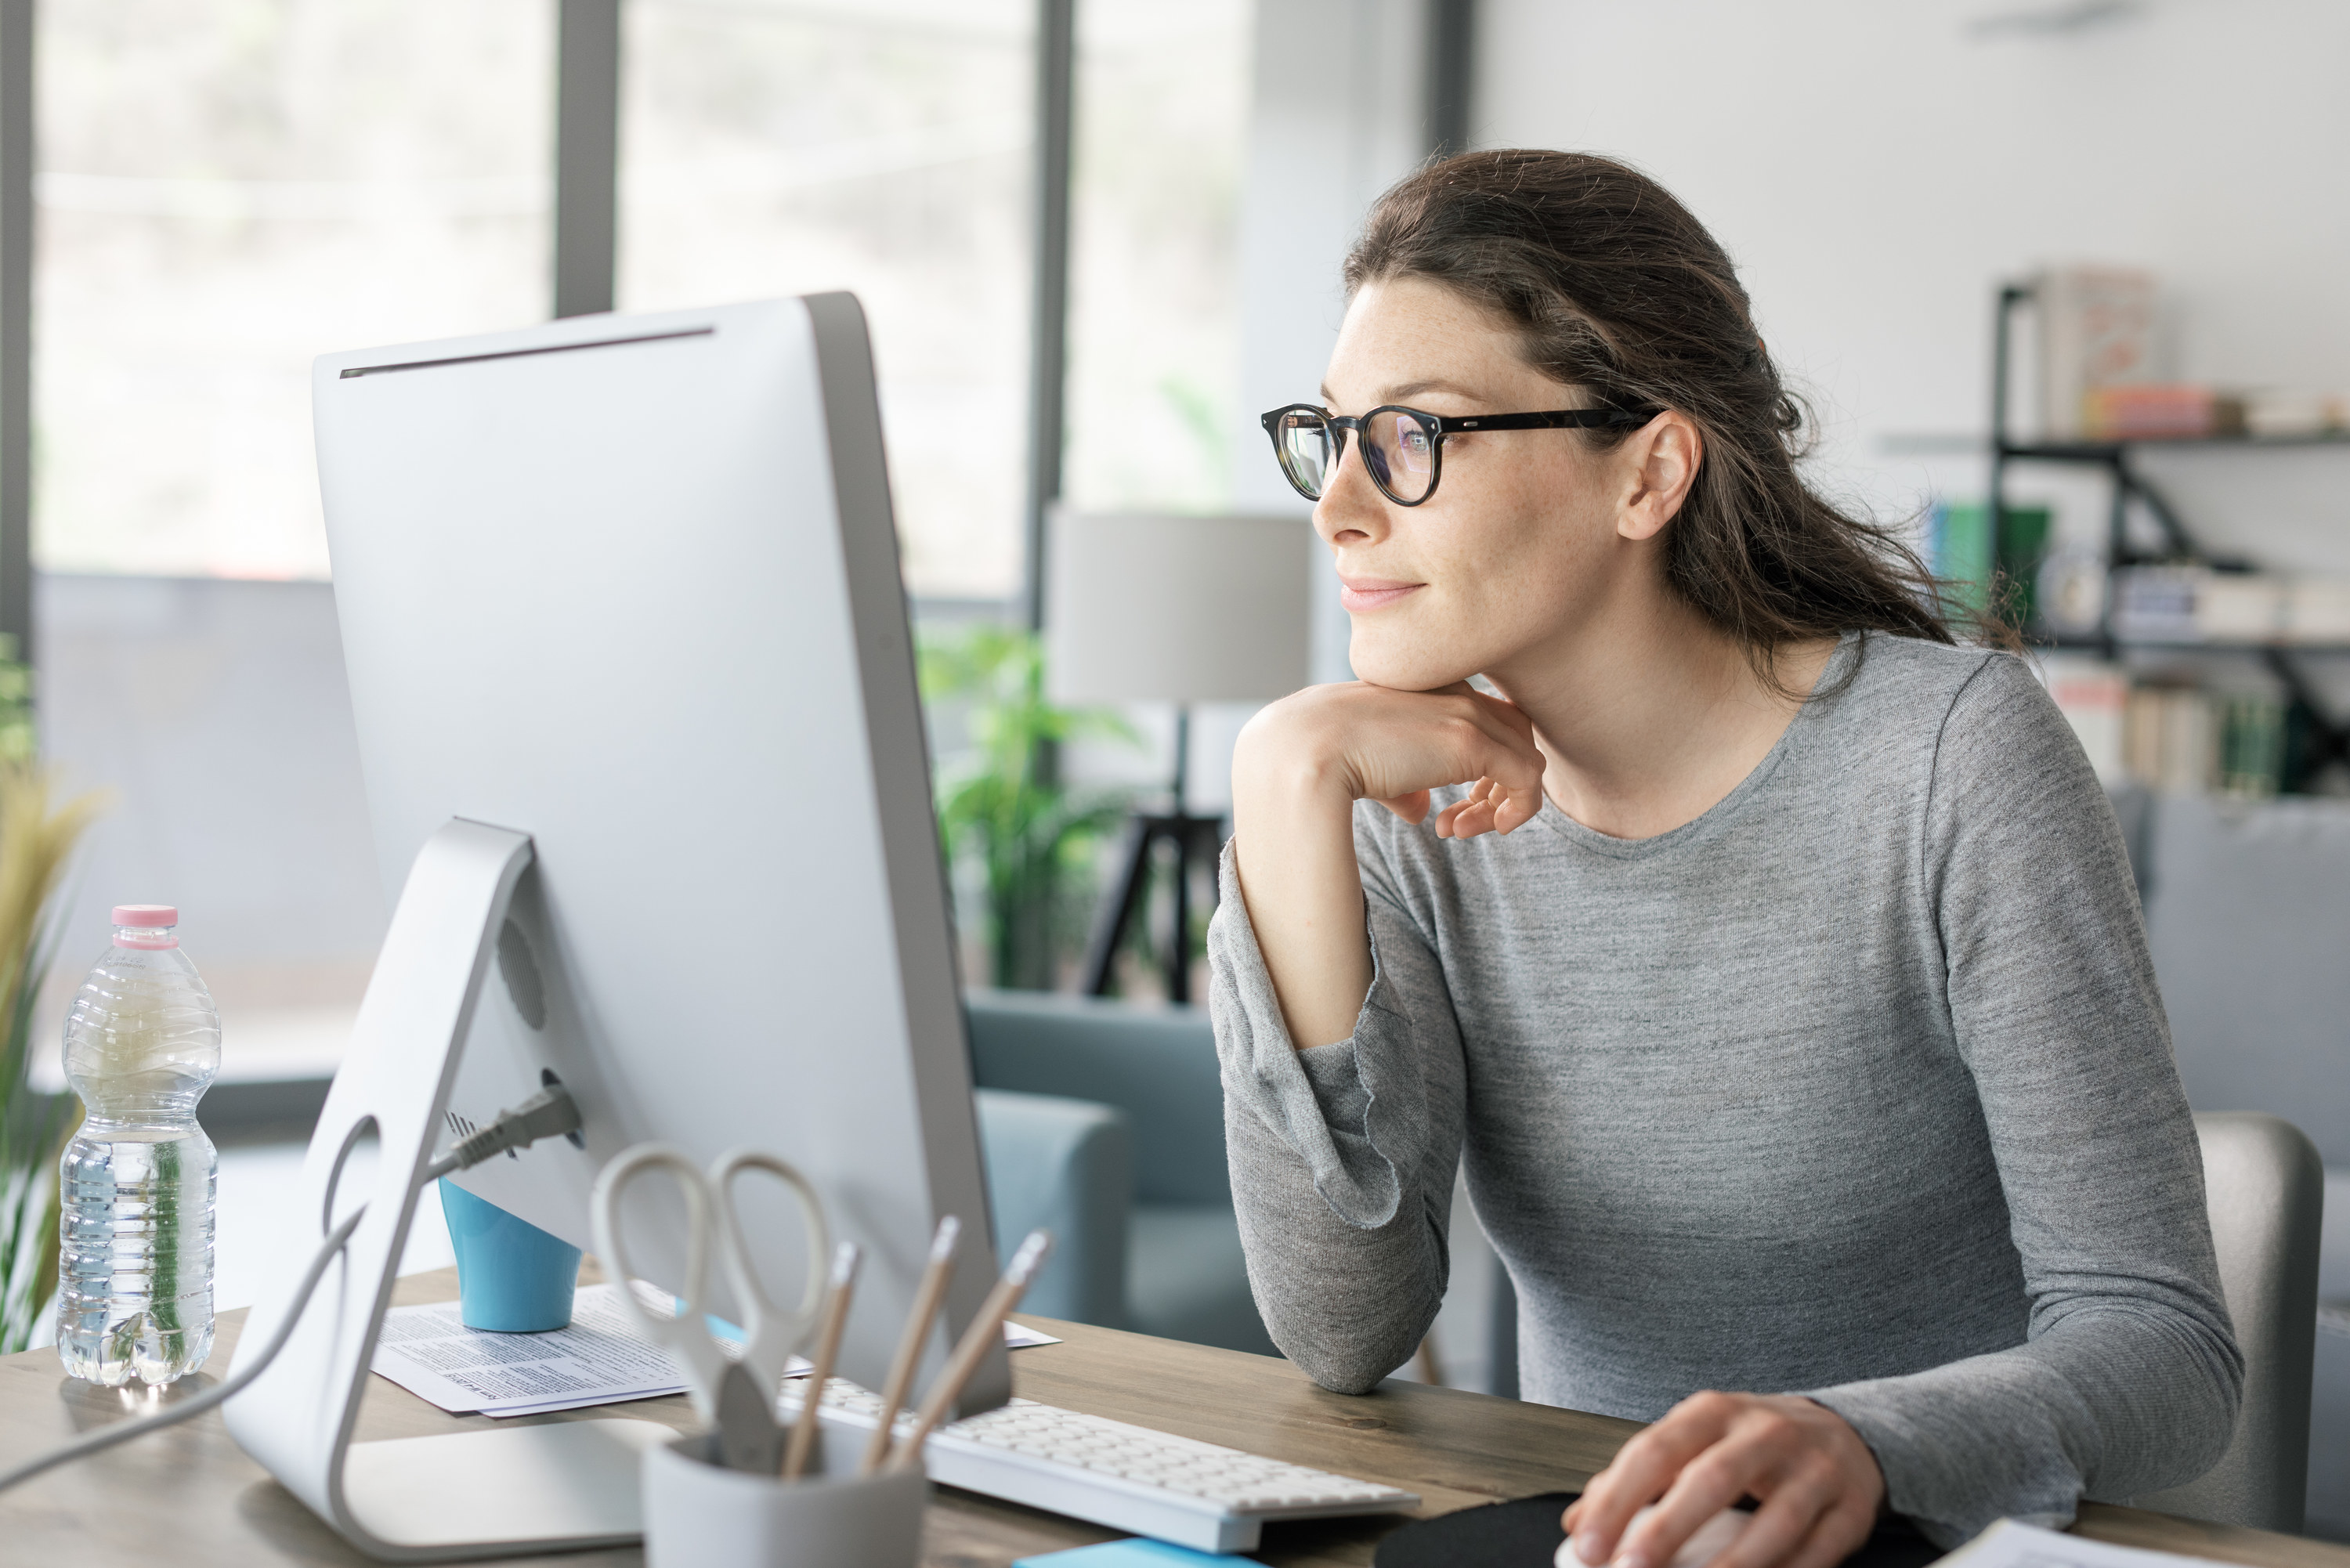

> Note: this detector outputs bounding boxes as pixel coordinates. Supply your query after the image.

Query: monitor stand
[222,818,671,1562]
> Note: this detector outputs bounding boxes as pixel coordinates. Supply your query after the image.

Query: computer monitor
[222,295,1000,1560]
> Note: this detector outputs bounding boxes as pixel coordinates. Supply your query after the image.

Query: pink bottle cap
[112,905,179,949]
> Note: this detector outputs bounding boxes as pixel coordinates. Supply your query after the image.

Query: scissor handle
[707,1148,833,1389]
[590,1142,730,1419]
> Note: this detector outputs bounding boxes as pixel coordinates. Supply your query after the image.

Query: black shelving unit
[1988,282,2350,786]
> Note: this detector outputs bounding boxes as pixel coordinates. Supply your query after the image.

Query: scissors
[591,1143,833,1473]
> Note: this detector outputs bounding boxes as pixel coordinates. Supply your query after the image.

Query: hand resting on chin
[1246,677,1549,840]
[1228,676,1548,1048]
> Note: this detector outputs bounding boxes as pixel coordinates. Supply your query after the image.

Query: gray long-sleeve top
[1206,634,2242,1547]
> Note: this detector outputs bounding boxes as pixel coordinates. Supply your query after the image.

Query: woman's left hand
[1561,1392,1885,1568]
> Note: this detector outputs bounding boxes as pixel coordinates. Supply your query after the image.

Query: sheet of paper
[1941,1519,2231,1568]
[371,1282,689,1416]
[371,1282,1062,1417]
[479,1386,687,1418]
[1000,1321,1062,1352]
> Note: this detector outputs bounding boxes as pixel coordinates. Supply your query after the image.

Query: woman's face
[1314,276,1658,692]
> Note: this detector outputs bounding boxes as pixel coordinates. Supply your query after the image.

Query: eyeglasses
[1260,402,1658,508]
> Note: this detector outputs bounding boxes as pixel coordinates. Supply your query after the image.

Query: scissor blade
[713,1363,788,1474]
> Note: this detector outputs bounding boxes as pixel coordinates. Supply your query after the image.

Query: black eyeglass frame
[1260,402,1660,508]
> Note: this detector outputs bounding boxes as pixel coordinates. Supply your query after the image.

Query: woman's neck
[1486,591,1838,842]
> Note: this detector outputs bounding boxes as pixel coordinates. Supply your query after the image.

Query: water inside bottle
[56,1125,217,1386]
[55,920,222,1386]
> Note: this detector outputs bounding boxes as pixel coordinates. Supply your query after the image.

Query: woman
[1209,150,2240,1568]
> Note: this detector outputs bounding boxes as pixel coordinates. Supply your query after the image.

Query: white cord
[0,1084,582,1496]
[0,1205,364,1495]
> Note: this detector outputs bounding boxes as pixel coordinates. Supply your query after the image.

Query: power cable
[0,1085,580,1496]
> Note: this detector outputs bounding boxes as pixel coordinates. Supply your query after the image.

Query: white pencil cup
[642,1429,927,1568]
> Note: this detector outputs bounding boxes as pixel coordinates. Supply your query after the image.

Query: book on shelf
[2110,565,2350,645]
[2290,577,2350,641]
[2217,694,2287,797]
[2077,385,2348,441]
[2036,264,2156,442]
[2042,657,2128,782]
[2124,685,2222,795]
[2080,382,2216,440]
[2026,266,2349,442]
[2242,388,2347,438]
[2044,656,2285,798]
[1932,501,2049,623]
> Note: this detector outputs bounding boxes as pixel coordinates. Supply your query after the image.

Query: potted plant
[919,623,1131,992]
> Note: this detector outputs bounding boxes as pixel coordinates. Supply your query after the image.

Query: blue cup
[439,1180,582,1332]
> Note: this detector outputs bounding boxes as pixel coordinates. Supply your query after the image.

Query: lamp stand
[1082,705,1225,1003]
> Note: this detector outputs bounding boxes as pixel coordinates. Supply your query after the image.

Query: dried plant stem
[0,764,110,1353]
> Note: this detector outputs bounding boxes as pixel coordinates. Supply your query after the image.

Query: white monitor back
[313,295,1002,1407]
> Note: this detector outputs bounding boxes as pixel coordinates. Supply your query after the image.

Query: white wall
[1235,0,1436,689]
[1066,1,1438,820]
[1471,1,2350,571]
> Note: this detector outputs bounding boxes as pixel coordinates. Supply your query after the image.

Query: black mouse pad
[1372,1493,1944,1568]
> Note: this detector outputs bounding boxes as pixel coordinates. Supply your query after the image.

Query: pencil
[860,1215,961,1475]
[887,1229,1053,1474]
[782,1241,861,1480]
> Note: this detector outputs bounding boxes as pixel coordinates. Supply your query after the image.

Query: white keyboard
[785,1378,1419,1553]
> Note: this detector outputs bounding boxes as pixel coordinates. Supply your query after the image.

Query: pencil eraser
[1011,1540,1235,1568]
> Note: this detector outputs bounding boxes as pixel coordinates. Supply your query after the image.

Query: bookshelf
[1987,282,2350,789]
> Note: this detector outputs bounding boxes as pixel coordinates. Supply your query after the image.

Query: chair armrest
[966,989,1228,1207]
[2138,1111,2323,1533]
[973,1087,1133,1328]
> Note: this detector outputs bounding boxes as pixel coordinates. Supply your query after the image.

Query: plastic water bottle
[55,905,221,1386]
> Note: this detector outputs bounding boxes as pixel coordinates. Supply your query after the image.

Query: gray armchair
[2138,1111,2323,1533]
[965,988,1274,1355]
[972,1088,1131,1325]
[2138,793,2350,1537]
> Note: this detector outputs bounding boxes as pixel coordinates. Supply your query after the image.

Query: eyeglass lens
[1366,410,1436,501]
[1274,409,1437,504]
[1275,411,1334,499]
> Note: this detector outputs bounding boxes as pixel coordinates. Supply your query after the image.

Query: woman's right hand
[1228,681,1546,1048]
[1274,679,1548,838]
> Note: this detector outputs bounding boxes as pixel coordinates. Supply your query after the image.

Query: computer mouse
[1559,1504,1754,1568]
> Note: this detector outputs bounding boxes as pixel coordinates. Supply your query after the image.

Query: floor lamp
[1046,511,1312,1003]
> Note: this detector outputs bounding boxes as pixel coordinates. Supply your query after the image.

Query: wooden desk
[2,1269,2345,1568]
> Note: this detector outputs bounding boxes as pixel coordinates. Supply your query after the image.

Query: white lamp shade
[1045,511,1315,704]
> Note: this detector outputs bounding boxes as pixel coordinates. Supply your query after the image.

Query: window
[33,0,555,580]
[618,0,1036,601]
[1061,0,1249,517]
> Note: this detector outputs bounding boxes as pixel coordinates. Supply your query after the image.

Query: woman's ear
[1616,411,1702,543]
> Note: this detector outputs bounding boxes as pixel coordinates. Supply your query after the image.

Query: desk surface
[2,1269,2345,1568]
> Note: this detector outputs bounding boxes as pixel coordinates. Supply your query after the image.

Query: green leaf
[920,623,1139,991]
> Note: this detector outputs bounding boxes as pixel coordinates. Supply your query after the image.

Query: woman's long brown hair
[1346,150,1964,693]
